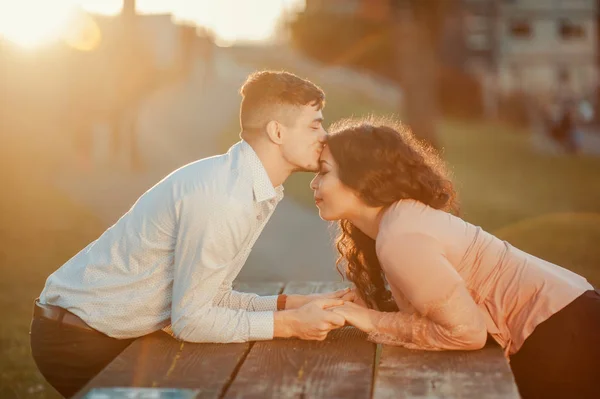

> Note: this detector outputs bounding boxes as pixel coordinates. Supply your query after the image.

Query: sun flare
[0,0,76,48]
[0,0,305,49]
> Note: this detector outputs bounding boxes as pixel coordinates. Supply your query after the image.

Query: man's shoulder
[167,146,253,206]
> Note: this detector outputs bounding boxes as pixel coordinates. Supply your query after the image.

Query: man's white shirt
[40,140,284,342]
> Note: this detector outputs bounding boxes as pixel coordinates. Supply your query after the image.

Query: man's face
[279,104,327,172]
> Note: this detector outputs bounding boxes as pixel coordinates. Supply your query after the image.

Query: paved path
[55,49,339,281]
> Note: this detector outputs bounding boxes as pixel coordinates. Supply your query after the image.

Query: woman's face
[310,146,363,221]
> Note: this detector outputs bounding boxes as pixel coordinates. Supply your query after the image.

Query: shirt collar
[239,140,284,203]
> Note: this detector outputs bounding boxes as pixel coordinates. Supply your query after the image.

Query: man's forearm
[214,288,279,311]
[273,310,297,338]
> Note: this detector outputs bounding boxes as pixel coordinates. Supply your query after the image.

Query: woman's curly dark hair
[327,116,459,312]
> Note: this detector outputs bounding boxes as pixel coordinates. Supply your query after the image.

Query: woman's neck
[348,205,388,240]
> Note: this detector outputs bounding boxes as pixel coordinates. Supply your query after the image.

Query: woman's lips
[314,197,323,205]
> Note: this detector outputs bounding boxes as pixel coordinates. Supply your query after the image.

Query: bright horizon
[0,0,305,49]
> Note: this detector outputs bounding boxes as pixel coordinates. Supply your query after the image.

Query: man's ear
[265,120,283,144]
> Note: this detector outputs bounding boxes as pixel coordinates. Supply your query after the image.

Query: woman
[310,117,599,398]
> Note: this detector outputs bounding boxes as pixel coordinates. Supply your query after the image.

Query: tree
[390,0,455,150]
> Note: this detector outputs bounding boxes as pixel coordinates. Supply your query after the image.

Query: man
[30,71,347,397]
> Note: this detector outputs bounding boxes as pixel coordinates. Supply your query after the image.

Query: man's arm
[213,280,279,312]
[170,192,345,343]
[213,280,350,312]
[170,192,273,342]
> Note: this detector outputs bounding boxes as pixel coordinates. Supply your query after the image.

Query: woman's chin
[317,208,338,222]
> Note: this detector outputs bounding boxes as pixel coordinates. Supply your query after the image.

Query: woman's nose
[310,174,319,190]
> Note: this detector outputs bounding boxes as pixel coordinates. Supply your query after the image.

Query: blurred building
[301,0,599,118]
[458,0,598,118]
[499,1,594,95]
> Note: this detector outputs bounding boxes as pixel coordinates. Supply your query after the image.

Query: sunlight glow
[62,11,102,52]
[170,0,287,45]
[78,0,123,16]
[0,0,306,49]
[0,0,76,48]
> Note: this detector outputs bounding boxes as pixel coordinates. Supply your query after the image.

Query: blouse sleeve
[371,232,487,350]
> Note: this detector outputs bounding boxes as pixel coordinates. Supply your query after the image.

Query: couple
[31,71,599,398]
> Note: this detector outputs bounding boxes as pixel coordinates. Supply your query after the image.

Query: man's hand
[285,287,351,310]
[330,301,379,334]
[274,298,346,341]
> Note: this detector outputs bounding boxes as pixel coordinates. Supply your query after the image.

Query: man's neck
[243,137,291,188]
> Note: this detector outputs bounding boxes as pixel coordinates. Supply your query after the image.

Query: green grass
[0,163,103,398]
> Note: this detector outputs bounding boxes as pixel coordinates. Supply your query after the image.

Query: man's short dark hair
[239,70,325,131]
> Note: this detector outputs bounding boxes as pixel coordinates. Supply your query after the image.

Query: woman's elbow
[461,325,488,350]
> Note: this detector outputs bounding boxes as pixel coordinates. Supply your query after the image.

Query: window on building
[559,19,586,39]
[509,20,532,38]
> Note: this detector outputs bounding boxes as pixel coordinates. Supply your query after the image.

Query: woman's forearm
[368,306,487,351]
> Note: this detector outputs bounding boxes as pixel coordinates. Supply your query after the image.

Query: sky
[0,0,306,48]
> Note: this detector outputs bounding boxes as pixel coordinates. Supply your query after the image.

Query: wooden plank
[373,341,520,399]
[74,281,283,399]
[224,280,376,399]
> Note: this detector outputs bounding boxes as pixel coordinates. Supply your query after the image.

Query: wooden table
[75,281,520,398]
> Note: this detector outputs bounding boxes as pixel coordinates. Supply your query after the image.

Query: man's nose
[318,130,328,144]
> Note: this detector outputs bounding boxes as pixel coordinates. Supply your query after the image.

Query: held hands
[339,287,368,308]
[287,298,346,340]
[330,301,378,334]
[285,288,351,310]
[275,287,378,341]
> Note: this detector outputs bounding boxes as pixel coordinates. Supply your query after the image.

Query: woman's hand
[330,301,379,333]
[339,287,368,308]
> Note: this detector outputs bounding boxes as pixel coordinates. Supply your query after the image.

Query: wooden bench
[74,281,520,398]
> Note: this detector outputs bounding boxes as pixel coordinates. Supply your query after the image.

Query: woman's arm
[369,282,487,350]
[334,232,487,351]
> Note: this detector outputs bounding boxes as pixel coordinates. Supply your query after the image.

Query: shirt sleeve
[170,191,274,343]
[371,231,487,350]
[213,280,279,311]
